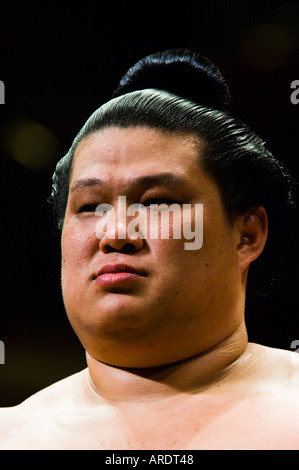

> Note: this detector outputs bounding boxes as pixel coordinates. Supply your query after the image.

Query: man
[0,50,298,449]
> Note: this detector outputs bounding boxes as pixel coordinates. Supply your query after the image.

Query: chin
[68,303,157,344]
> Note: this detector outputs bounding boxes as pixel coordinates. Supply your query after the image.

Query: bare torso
[1,343,299,450]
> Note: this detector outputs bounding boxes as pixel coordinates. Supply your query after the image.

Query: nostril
[101,242,142,254]
[99,226,145,253]
[123,243,142,253]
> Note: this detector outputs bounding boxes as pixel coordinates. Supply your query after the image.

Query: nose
[97,204,144,254]
[99,225,144,253]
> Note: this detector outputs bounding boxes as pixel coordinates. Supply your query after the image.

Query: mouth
[94,263,148,287]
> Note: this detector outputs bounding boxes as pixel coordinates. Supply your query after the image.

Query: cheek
[199,216,240,292]
[148,237,203,283]
[150,211,237,289]
[61,221,97,276]
[145,205,203,250]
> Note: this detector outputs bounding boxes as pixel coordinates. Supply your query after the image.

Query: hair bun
[112,49,230,109]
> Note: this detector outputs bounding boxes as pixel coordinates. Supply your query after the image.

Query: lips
[94,264,147,287]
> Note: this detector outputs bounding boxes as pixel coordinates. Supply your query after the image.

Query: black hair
[50,49,296,300]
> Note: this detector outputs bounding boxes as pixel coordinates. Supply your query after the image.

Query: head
[50,50,296,367]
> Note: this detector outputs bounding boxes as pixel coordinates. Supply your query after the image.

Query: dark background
[0,1,298,406]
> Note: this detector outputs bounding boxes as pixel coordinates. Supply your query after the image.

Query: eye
[78,204,98,213]
[142,198,179,206]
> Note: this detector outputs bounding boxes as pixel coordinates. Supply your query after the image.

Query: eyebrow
[70,177,103,193]
[69,173,188,193]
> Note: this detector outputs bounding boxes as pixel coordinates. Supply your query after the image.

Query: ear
[236,206,268,274]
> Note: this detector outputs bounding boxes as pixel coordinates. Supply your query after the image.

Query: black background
[0,1,298,406]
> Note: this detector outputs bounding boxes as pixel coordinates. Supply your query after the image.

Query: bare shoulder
[0,369,88,448]
[248,342,299,389]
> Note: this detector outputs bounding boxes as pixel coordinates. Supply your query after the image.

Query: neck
[84,321,250,406]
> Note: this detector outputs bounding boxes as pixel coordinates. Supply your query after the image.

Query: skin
[0,126,298,450]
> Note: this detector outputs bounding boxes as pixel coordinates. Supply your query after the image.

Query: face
[61,127,245,367]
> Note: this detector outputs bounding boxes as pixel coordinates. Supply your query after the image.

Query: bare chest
[3,392,299,450]
[97,396,299,450]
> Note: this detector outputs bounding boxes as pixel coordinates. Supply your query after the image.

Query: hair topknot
[112,49,231,110]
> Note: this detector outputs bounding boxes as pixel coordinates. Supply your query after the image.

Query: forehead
[71,126,202,183]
